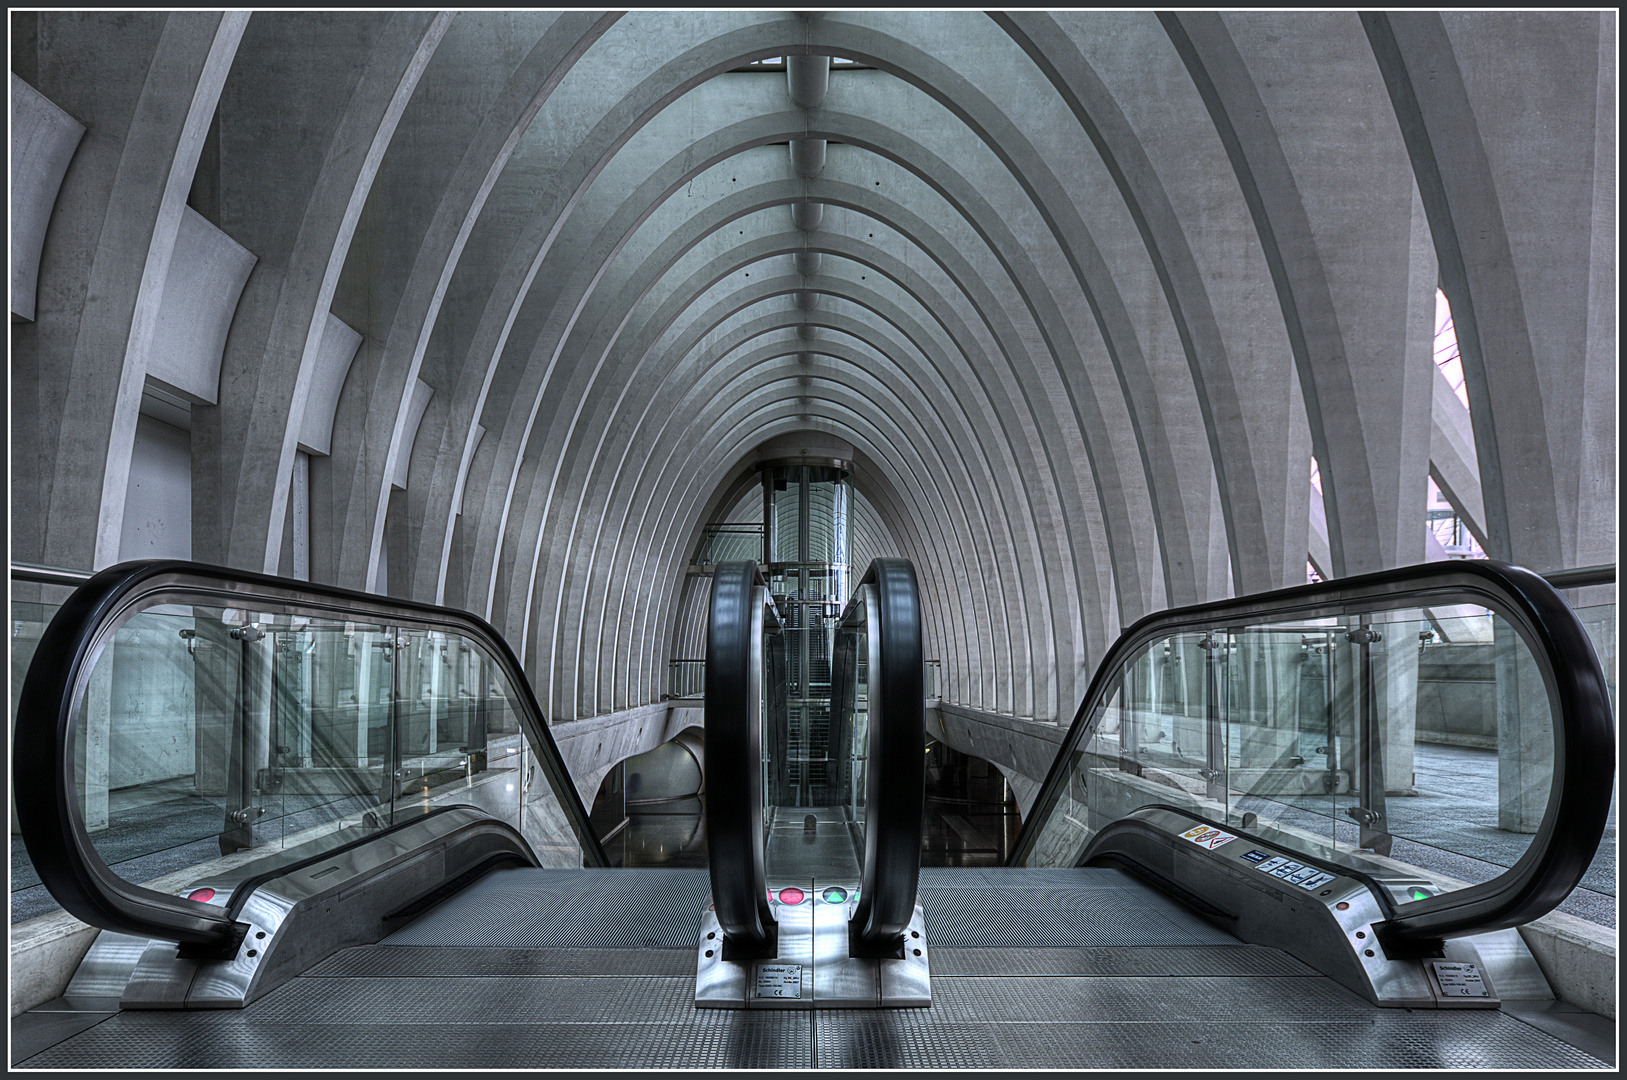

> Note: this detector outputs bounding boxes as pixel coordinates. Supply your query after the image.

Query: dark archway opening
[920,738,1023,867]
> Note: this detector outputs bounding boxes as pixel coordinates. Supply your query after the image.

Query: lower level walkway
[13,868,1612,1069]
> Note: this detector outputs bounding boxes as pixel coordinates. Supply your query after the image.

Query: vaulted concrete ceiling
[11,11,1616,726]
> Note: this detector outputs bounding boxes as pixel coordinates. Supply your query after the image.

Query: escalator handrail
[840,557,926,952]
[218,804,536,924]
[1008,558,1615,941]
[703,560,778,957]
[12,559,607,950]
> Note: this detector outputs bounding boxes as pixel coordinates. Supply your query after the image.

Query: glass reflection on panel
[1027,600,1566,915]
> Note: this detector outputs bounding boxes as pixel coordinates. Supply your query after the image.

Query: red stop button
[776,887,805,905]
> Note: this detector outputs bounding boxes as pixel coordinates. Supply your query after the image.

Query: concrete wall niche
[117,412,192,562]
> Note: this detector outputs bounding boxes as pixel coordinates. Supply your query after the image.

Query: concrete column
[1374,614,1420,796]
[190,12,449,577]
[191,614,239,799]
[1367,12,1617,573]
[1494,619,1552,834]
[11,12,245,573]
[78,656,113,832]
[1174,12,1435,578]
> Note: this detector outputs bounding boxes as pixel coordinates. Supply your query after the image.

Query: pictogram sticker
[1179,824,1237,850]
[1240,849,1270,864]
[1297,872,1336,891]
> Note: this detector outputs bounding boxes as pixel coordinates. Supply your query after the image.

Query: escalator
[9,557,1615,1068]
[697,558,927,1007]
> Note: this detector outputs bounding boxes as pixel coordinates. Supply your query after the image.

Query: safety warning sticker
[1179,824,1237,850]
[1256,856,1290,874]
[1267,861,1305,879]
[1296,872,1337,891]
[1431,961,1490,998]
[754,964,804,998]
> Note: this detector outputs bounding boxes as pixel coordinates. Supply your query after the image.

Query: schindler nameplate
[1431,961,1489,998]
[754,964,804,999]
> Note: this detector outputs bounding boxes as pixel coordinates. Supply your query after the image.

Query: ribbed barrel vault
[11,10,1615,732]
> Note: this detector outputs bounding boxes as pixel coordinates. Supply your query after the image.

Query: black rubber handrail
[13,559,607,951]
[1008,559,1615,941]
[703,560,780,959]
[219,804,532,924]
[840,558,926,956]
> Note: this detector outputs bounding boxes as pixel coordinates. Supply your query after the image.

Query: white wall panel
[145,206,256,403]
[10,73,85,321]
[296,313,364,455]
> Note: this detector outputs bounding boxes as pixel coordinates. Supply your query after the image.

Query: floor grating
[13,868,1611,1070]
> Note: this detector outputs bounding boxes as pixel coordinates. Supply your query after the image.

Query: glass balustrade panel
[11,580,78,922]
[1025,596,1573,920]
[51,596,582,910]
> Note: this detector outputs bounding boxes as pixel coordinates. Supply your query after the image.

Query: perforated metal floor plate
[243,974,699,1025]
[919,866,1147,889]
[17,1011,814,1070]
[16,869,1611,1070]
[931,945,1317,978]
[920,885,1237,947]
[381,867,709,949]
[926,972,1372,1023]
[810,1011,1609,1070]
[308,946,696,978]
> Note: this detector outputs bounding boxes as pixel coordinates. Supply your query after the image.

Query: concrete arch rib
[991,11,1303,594]
[452,128,1125,709]
[574,327,1016,721]
[14,12,247,573]
[317,12,619,594]
[1158,12,1428,578]
[190,12,452,576]
[492,199,1076,723]
[504,213,1062,721]
[571,285,1020,720]
[1362,11,1612,572]
[393,25,1158,676]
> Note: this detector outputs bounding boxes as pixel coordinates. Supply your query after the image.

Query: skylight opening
[1426,476,1485,559]
[1434,288,1468,411]
[730,55,871,73]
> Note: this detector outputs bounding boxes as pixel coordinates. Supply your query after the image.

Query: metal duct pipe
[798,351,815,365]
[796,323,816,340]
[786,54,829,109]
[793,250,821,276]
[791,199,824,230]
[789,137,825,178]
[795,289,819,310]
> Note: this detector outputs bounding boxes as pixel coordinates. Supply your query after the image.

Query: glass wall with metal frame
[11,563,596,928]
